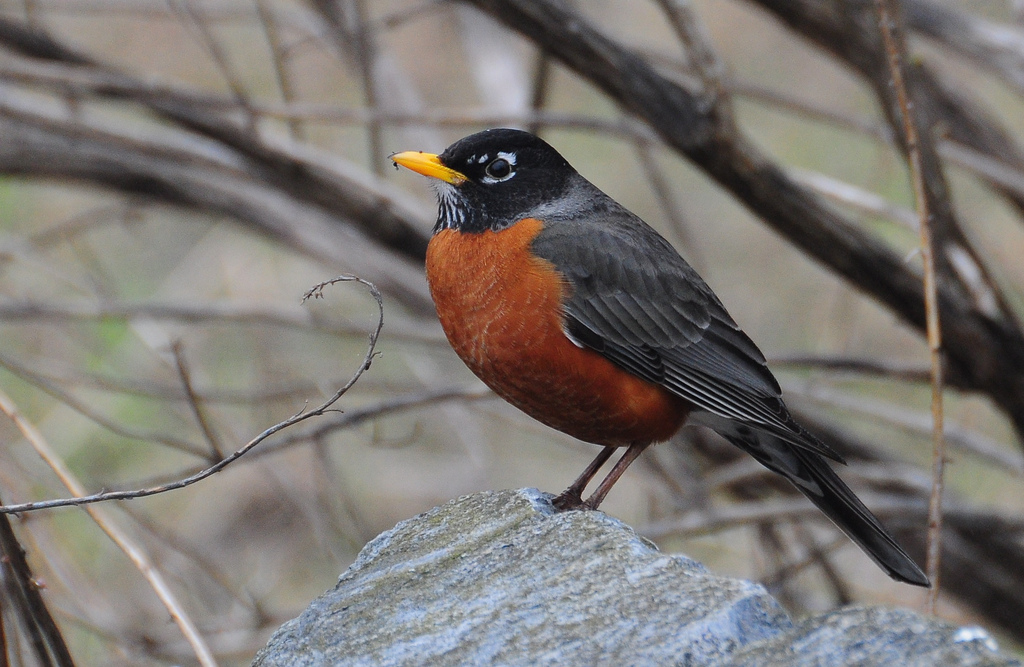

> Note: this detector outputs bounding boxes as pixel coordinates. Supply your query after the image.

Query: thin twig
[311,0,384,174]
[633,141,705,271]
[788,383,1020,474]
[938,140,1024,201]
[729,77,894,143]
[251,384,491,456]
[374,0,449,31]
[789,168,918,230]
[526,50,551,137]
[770,354,932,383]
[791,522,854,604]
[256,0,305,142]
[640,494,934,540]
[353,0,384,176]
[0,299,444,344]
[0,352,208,458]
[168,0,257,133]
[760,533,851,592]
[0,275,384,515]
[655,0,727,106]
[170,341,225,461]
[875,0,945,608]
[905,0,1024,96]
[116,504,262,618]
[102,383,487,502]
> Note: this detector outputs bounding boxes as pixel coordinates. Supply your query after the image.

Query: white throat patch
[433,181,466,230]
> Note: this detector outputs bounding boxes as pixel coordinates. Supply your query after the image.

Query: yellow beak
[389,151,467,185]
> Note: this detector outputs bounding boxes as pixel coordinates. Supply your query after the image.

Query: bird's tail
[710,423,929,587]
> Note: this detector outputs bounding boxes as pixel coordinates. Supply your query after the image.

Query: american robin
[390,128,929,587]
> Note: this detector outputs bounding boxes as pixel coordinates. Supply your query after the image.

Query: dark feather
[532,194,844,463]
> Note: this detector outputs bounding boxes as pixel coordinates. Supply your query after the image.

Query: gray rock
[719,605,1015,666]
[253,489,1020,667]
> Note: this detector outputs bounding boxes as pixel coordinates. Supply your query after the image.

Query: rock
[719,606,1012,666]
[253,489,1020,666]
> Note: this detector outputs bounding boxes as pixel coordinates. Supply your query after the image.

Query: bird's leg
[551,445,616,511]
[581,441,652,511]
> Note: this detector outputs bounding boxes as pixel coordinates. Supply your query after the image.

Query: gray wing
[531,203,843,463]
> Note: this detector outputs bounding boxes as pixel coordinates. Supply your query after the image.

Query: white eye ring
[485,158,512,179]
[481,151,517,184]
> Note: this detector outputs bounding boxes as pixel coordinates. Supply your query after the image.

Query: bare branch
[168,0,257,131]
[875,0,947,604]
[255,0,305,142]
[170,341,225,461]
[771,354,932,383]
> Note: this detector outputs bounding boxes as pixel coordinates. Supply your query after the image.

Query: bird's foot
[550,490,586,512]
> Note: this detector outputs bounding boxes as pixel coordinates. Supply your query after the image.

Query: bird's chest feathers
[425,220,569,374]
[425,219,686,446]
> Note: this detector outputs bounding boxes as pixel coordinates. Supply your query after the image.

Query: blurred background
[0,0,1022,664]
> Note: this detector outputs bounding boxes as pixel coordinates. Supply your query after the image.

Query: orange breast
[425,218,689,447]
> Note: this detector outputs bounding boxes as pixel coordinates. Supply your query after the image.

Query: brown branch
[525,50,552,137]
[170,341,225,461]
[875,0,946,603]
[256,0,306,142]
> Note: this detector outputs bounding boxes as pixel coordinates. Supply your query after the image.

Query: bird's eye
[485,158,512,180]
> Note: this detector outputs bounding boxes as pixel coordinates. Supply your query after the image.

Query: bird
[390,128,929,587]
